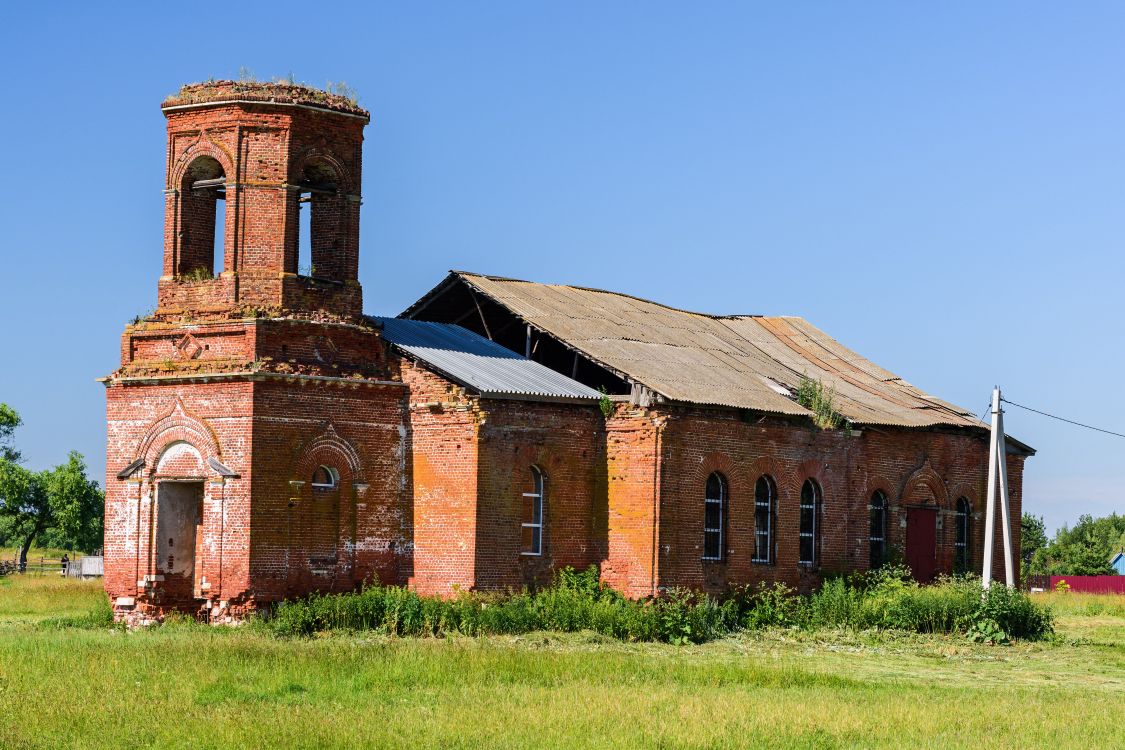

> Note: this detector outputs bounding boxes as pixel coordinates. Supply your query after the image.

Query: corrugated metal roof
[372,316,600,402]
[426,272,985,429]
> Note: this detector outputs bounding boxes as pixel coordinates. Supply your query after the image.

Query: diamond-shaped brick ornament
[175,334,204,360]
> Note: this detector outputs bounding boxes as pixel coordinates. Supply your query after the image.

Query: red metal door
[905,507,937,583]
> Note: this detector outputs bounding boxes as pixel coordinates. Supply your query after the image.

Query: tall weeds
[268,566,738,644]
[259,564,1055,644]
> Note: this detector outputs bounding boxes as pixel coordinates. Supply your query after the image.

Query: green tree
[0,404,103,569]
[1027,513,1125,577]
[0,403,20,461]
[1021,513,1048,566]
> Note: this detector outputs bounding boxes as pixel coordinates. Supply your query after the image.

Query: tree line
[0,403,103,568]
[1021,511,1125,577]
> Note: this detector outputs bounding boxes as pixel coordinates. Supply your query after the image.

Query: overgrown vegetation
[267,564,1052,644]
[167,69,361,108]
[737,565,1052,643]
[180,266,214,282]
[796,374,845,429]
[597,386,614,419]
[270,565,737,644]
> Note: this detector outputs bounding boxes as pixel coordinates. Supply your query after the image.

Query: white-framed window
[869,490,887,569]
[703,472,726,561]
[311,465,339,490]
[753,475,775,564]
[521,466,545,555]
[954,497,971,572]
[799,478,821,566]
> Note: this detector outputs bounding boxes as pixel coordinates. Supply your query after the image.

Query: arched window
[954,497,971,572]
[521,466,545,555]
[294,159,346,281]
[310,465,339,490]
[869,490,888,569]
[178,156,226,279]
[703,472,726,561]
[753,475,776,564]
[799,479,821,566]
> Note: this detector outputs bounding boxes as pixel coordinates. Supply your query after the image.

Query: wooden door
[905,507,938,583]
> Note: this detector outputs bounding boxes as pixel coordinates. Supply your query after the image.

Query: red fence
[1050,575,1125,594]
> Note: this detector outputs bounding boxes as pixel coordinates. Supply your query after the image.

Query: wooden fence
[1,555,104,578]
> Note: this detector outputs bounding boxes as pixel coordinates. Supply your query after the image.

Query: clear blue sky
[1,2,1121,533]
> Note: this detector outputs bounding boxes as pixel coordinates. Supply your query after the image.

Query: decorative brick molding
[745,455,787,498]
[136,398,222,477]
[293,422,364,485]
[900,460,949,508]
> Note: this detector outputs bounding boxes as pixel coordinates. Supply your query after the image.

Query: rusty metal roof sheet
[372,316,600,403]
[424,272,984,429]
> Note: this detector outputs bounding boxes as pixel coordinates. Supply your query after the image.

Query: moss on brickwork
[164,80,367,117]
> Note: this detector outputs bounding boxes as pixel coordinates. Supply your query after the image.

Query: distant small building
[1111,551,1125,575]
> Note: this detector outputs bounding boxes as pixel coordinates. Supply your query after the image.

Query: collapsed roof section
[402,272,1029,447]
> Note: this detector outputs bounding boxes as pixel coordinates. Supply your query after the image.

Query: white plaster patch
[155,440,204,475]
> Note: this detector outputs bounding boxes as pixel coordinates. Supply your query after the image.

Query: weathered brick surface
[104,81,1028,624]
[475,398,605,591]
[396,360,480,595]
[646,405,1022,595]
[157,83,367,319]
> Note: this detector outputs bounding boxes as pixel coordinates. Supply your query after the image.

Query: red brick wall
[474,398,605,591]
[602,405,664,597]
[246,377,407,601]
[157,98,366,318]
[397,360,481,595]
[650,405,1023,595]
[395,357,606,596]
[103,379,255,622]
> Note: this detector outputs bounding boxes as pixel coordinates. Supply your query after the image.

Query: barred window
[703,472,726,561]
[799,479,821,566]
[954,497,971,572]
[753,475,776,564]
[869,490,887,569]
[521,466,545,555]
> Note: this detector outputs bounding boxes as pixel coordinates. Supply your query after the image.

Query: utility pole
[982,387,1016,589]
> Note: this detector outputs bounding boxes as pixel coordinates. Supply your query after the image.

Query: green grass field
[0,577,1122,749]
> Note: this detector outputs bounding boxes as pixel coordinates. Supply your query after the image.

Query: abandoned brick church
[103,81,1031,623]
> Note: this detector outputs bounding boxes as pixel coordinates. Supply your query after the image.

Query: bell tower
[158,81,368,318]
[104,81,405,625]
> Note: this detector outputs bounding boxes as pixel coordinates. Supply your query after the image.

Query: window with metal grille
[521,466,545,555]
[869,490,887,569]
[753,475,775,563]
[799,479,821,565]
[954,497,971,572]
[703,472,726,561]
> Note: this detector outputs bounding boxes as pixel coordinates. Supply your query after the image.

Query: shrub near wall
[268,565,1052,644]
[269,566,738,644]
[741,566,1053,643]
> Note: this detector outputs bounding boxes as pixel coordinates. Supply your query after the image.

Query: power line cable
[1000,397,1125,440]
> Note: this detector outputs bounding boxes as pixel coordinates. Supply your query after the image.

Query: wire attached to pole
[1001,398,1125,440]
